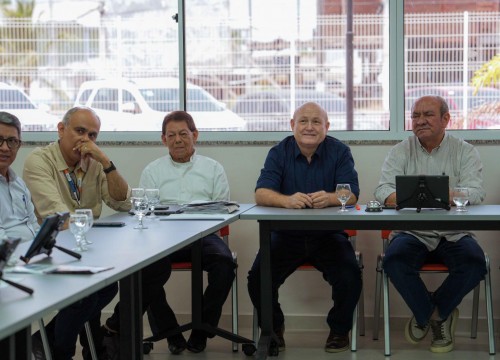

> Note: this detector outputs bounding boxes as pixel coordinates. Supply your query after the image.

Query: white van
[74,78,246,131]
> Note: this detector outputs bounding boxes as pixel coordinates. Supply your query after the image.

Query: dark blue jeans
[383,233,486,326]
[147,233,236,337]
[247,231,362,335]
[44,283,118,360]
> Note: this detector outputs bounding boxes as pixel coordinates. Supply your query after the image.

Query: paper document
[181,201,240,214]
[6,264,113,274]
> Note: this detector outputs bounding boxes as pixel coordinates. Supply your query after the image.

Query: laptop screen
[396,175,450,211]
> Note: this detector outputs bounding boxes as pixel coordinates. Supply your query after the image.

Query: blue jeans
[44,283,118,360]
[247,231,362,335]
[147,233,236,337]
[383,233,486,326]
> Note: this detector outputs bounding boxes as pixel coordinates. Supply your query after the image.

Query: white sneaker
[405,316,430,344]
[430,308,459,353]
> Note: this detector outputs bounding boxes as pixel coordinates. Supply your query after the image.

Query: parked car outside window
[74,78,246,131]
[233,89,385,131]
[0,82,59,131]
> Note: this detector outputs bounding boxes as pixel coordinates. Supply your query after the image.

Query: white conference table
[240,204,500,359]
[0,203,254,360]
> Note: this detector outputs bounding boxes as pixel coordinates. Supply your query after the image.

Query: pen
[345,204,361,210]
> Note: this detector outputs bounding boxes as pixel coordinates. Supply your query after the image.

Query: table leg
[256,221,276,359]
[120,271,143,360]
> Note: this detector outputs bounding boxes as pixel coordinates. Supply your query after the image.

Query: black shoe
[31,331,48,360]
[101,326,120,360]
[187,330,207,353]
[275,324,285,352]
[325,330,349,353]
[167,334,187,355]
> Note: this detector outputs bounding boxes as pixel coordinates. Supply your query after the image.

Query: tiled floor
[73,327,496,360]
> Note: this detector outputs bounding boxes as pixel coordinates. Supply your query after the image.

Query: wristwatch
[103,161,116,174]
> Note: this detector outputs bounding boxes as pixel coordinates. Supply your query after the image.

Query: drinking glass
[131,187,145,198]
[69,213,88,251]
[336,184,352,212]
[453,187,469,212]
[145,188,160,220]
[130,188,145,218]
[76,209,93,245]
[132,197,149,229]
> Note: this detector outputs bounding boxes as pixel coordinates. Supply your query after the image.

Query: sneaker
[187,330,207,353]
[325,330,349,353]
[167,333,187,355]
[430,308,459,353]
[405,316,430,344]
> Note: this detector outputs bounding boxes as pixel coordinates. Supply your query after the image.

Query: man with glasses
[375,95,486,353]
[0,112,40,357]
[247,102,362,353]
[0,112,39,244]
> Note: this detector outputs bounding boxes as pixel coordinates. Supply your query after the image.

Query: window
[1,0,498,141]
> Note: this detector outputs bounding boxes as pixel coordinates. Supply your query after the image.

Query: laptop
[396,175,450,212]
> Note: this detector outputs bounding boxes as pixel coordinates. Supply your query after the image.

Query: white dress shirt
[139,152,230,203]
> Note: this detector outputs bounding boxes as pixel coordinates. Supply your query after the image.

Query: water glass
[132,197,149,229]
[453,187,469,212]
[131,188,145,198]
[69,213,88,251]
[76,209,93,245]
[145,188,160,220]
[336,184,352,212]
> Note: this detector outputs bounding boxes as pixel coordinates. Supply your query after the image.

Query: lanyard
[63,169,81,206]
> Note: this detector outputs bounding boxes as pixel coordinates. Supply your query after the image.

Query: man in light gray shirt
[0,112,39,243]
[374,95,486,354]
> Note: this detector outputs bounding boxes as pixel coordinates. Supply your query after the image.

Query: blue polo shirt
[256,135,360,237]
[256,135,360,198]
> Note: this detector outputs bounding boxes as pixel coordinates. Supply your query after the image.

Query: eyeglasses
[0,136,21,149]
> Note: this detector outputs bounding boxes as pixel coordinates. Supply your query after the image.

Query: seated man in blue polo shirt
[247,102,362,353]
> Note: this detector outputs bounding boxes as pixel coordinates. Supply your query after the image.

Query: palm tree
[468,54,500,128]
[471,53,500,91]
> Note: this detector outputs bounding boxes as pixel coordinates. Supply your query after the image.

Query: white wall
[12,141,500,332]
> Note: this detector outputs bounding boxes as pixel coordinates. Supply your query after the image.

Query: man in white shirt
[139,110,235,354]
[374,95,486,353]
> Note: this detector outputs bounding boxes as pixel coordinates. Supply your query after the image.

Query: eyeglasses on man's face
[0,136,22,149]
